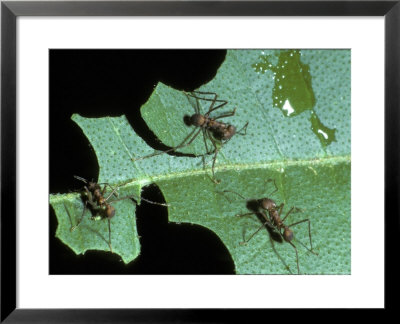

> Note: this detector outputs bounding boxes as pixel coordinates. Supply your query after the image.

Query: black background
[49,50,235,274]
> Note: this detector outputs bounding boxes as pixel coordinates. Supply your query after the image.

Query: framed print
[1,0,397,321]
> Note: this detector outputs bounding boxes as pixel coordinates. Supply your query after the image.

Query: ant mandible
[132,90,248,183]
[222,179,318,274]
[71,175,169,253]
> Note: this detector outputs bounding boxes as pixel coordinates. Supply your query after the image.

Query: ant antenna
[74,175,88,183]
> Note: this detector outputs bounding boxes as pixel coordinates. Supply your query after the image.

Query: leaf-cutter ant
[71,176,169,253]
[221,179,318,274]
[132,90,248,183]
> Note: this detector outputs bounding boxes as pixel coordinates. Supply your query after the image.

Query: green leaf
[51,190,139,264]
[50,49,350,274]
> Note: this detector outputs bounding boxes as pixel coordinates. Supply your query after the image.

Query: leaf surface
[50,49,351,274]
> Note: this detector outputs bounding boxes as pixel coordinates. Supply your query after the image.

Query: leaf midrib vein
[50,155,350,206]
[125,154,350,187]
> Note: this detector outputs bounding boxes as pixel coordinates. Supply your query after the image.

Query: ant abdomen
[211,123,236,140]
[106,205,115,219]
[283,227,294,242]
[221,125,236,140]
[226,125,236,136]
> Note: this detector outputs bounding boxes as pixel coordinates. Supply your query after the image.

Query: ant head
[260,198,276,211]
[283,227,294,242]
[93,187,102,198]
[87,178,96,188]
[106,205,115,219]
[189,113,205,127]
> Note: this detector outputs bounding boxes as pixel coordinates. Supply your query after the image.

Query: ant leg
[276,203,285,217]
[235,212,255,217]
[288,241,300,274]
[198,91,228,115]
[167,127,203,151]
[222,190,247,201]
[106,192,170,207]
[138,197,170,207]
[190,90,219,98]
[107,218,113,253]
[215,190,232,203]
[98,183,120,198]
[82,186,97,209]
[269,232,293,274]
[287,218,318,255]
[204,129,219,155]
[213,107,237,120]
[207,132,224,184]
[200,131,221,183]
[281,206,295,223]
[281,206,303,222]
[236,122,249,136]
[125,195,170,207]
[201,128,214,156]
[210,146,221,184]
[240,220,273,245]
[216,190,246,203]
[72,187,99,231]
[132,127,202,161]
[265,179,279,196]
[186,90,218,103]
[200,130,217,168]
[186,91,228,111]
[70,200,89,231]
[100,184,108,197]
[104,185,121,202]
[207,102,230,115]
[97,183,115,203]
[193,91,204,115]
[185,91,226,116]
[278,203,302,221]
[63,204,74,228]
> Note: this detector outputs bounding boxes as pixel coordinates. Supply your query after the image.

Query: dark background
[49,49,235,274]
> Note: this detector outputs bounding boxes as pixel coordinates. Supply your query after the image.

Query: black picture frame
[1,0,397,321]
